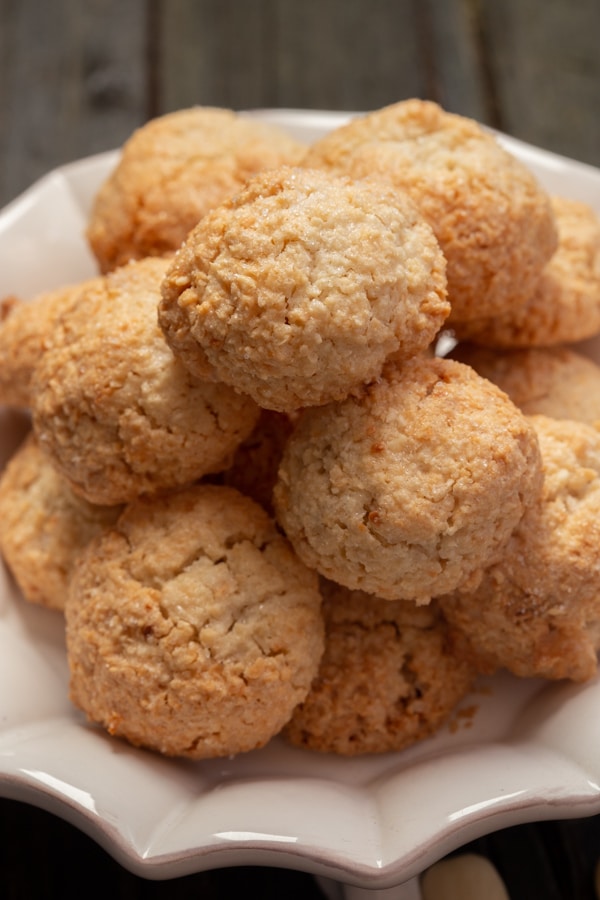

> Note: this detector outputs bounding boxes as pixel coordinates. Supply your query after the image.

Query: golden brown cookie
[87,107,306,272]
[303,99,557,324]
[0,434,121,611]
[452,196,600,347]
[0,282,95,408]
[159,164,449,412]
[282,579,477,755]
[273,355,543,603]
[451,343,600,427]
[31,257,260,505]
[439,415,600,682]
[66,484,325,759]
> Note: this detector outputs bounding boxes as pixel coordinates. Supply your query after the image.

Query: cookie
[0,282,95,408]
[159,164,449,412]
[282,579,477,755]
[303,99,557,324]
[439,415,600,682]
[273,355,543,603]
[452,196,600,347]
[451,343,600,427]
[66,484,325,759]
[0,434,121,611]
[31,257,260,505]
[87,107,306,272]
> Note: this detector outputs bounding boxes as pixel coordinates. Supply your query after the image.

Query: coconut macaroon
[452,196,600,347]
[282,579,477,756]
[0,435,121,611]
[159,165,449,412]
[439,416,600,682]
[451,344,600,427]
[0,281,97,408]
[65,484,325,759]
[86,107,306,273]
[273,355,543,604]
[31,257,260,506]
[303,99,557,324]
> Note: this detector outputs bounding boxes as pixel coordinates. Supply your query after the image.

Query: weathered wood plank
[157,0,274,112]
[265,0,425,111]
[0,0,148,206]
[424,0,491,123]
[478,0,600,165]
[158,0,430,113]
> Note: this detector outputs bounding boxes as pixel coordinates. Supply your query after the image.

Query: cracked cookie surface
[65,483,324,759]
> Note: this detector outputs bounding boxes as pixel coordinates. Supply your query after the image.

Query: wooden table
[1,1,600,897]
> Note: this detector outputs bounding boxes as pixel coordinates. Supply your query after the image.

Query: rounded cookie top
[0,435,121,611]
[453,196,600,347]
[304,99,557,324]
[86,107,306,272]
[65,484,325,759]
[0,281,97,408]
[439,415,600,682]
[273,355,543,603]
[282,578,477,755]
[451,343,600,427]
[159,164,449,412]
[31,257,260,505]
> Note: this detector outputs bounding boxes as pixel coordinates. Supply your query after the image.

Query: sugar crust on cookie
[87,107,306,272]
[303,98,557,324]
[159,165,449,412]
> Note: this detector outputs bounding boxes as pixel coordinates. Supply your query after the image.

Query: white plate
[1,109,600,892]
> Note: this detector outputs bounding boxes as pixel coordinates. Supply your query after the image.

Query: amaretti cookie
[273,355,543,603]
[452,196,600,347]
[66,484,325,759]
[87,106,306,272]
[439,416,600,682]
[282,579,477,755]
[451,344,600,427]
[31,257,260,505]
[0,435,121,611]
[303,99,557,324]
[159,165,449,412]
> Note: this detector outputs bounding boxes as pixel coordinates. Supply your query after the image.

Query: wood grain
[1,0,599,207]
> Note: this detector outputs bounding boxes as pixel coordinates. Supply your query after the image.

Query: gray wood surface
[1,0,599,207]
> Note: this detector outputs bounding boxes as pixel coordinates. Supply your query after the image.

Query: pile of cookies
[1,99,600,760]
